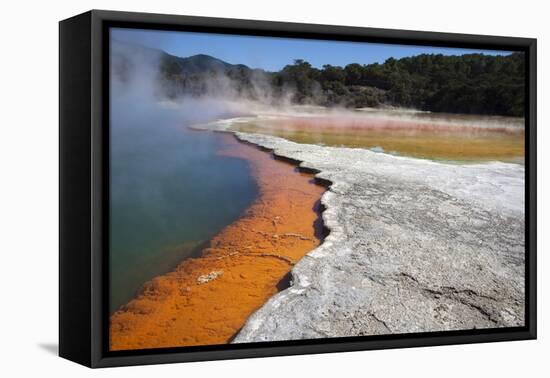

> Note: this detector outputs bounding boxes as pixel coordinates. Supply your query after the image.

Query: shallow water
[230,112,524,163]
[110,101,258,312]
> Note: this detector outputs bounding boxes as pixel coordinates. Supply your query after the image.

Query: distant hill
[161,53,251,75]
[154,46,268,100]
[111,39,525,117]
[111,39,259,80]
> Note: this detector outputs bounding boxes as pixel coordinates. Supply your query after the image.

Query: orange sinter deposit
[110,132,327,351]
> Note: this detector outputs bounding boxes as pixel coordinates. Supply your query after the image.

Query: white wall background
[0,0,546,376]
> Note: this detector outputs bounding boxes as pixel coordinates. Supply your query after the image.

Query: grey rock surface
[197,119,525,342]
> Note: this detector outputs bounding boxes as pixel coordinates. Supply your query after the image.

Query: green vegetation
[156,48,525,117]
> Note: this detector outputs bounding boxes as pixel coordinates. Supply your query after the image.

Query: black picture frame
[59,9,537,368]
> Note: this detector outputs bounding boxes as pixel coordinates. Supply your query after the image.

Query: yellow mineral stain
[231,116,524,162]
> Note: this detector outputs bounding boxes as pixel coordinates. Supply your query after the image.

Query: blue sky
[112,28,514,72]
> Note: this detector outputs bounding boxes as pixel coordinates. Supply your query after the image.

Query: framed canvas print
[59,10,537,368]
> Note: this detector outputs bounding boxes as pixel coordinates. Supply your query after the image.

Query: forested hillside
[115,40,525,117]
[270,53,525,116]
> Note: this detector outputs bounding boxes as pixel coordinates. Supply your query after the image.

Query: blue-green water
[110,96,258,312]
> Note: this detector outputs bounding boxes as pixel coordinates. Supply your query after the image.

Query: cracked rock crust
[197,119,525,342]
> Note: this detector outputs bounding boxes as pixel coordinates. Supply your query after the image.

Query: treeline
[272,53,525,116]
[157,49,525,117]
